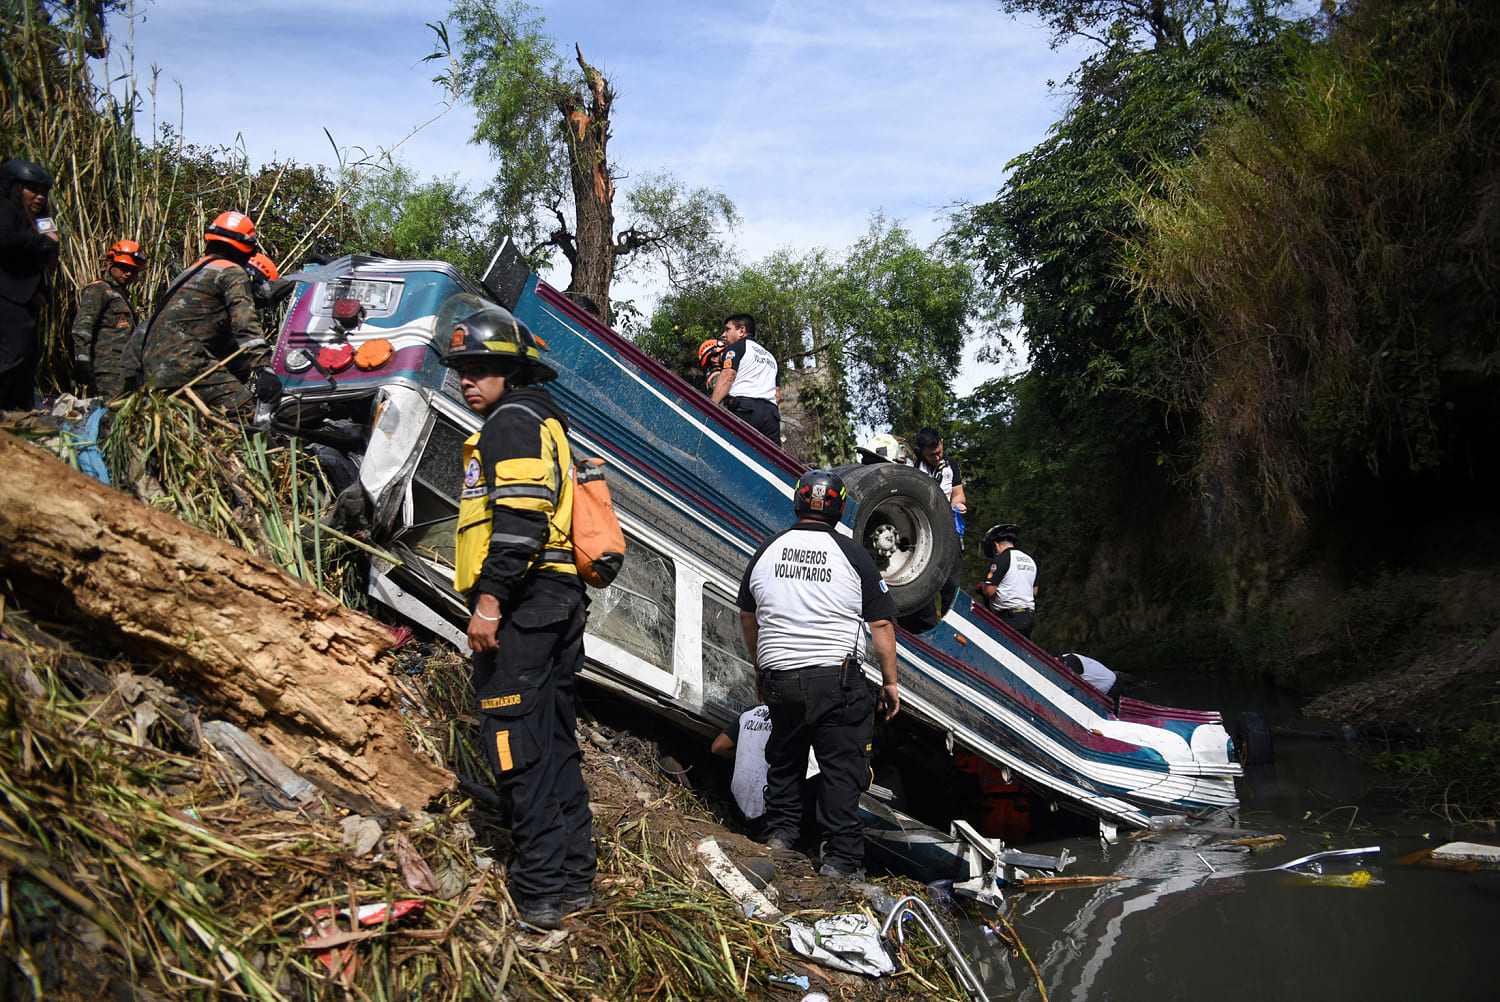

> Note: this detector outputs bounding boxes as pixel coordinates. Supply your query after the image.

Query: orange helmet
[246,252,279,283]
[108,239,146,269]
[698,338,727,369]
[205,211,258,254]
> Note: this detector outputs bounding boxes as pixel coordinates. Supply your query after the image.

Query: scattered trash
[201,719,317,806]
[1284,870,1377,888]
[1217,834,1287,852]
[300,899,425,979]
[1269,846,1381,872]
[768,973,810,990]
[696,837,784,923]
[787,913,895,977]
[1267,846,1383,887]
[341,814,384,857]
[1396,841,1500,871]
[391,831,439,893]
[1008,874,1132,889]
[801,993,831,1002]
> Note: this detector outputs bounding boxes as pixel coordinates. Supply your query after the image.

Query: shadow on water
[950,670,1497,1002]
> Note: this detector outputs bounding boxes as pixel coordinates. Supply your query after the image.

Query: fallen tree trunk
[0,430,453,810]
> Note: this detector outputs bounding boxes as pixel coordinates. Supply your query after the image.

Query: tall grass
[1,1,460,396]
[1125,0,1500,536]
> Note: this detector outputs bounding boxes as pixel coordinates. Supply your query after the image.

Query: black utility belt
[763,661,858,678]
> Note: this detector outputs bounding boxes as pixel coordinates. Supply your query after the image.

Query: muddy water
[952,672,1496,1001]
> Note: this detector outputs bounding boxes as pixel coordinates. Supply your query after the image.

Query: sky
[108,0,1086,396]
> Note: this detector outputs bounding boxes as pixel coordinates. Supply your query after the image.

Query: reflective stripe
[540,548,573,564]
[490,483,555,502]
[490,531,540,547]
[495,731,514,771]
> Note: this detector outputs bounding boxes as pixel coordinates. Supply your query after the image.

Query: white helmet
[862,433,908,464]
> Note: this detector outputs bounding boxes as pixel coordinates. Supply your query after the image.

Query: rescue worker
[71,239,146,398]
[710,313,780,441]
[0,158,59,411]
[978,523,1039,638]
[443,293,595,931]
[738,469,900,879]
[246,252,294,308]
[141,210,268,413]
[910,426,967,629]
[697,337,727,396]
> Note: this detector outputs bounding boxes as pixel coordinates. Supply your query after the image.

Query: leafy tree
[1126,0,1500,533]
[831,215,984,439]
[443,0,737,320]
[346,161,491,276]
[949,3,1314,639]
[998,0,1258,52]
[645,216,994,465]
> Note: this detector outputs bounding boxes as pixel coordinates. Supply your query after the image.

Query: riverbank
[0,606,976,1000]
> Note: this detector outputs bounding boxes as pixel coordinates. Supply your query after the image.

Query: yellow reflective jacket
[453,390,578,596]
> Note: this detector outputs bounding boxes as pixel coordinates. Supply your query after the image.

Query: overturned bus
[255,243,1242,874]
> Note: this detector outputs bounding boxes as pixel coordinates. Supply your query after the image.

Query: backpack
[572,457,625,588]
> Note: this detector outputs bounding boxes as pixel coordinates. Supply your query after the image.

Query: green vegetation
[644,214,997,465]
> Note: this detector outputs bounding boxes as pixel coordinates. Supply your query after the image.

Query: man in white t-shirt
[977,523,1039,638]
[738,470,899,879]
[710,313,780,441]
[1061,652,1117,694]
[711,705,822,830]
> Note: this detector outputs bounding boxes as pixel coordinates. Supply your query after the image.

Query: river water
[949,672,1496,1002]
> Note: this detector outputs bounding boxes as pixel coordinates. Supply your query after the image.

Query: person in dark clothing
[71,239,146,398]
[738,469,900,880]
[141,210,268,414]
[0,158,59,411]
[905,425,967,631]
[443,293,596,931]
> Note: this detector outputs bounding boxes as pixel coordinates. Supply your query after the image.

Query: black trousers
[731,396,781,442]
[474,579,596,901]
[997,608,1037,638]
[0,296,39,411]
[762,663,875,871]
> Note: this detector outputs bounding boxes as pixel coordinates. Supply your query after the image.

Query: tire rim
[860,494,934,589]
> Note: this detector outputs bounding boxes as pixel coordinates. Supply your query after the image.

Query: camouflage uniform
[71,272,138,399]
[142,257,268,412]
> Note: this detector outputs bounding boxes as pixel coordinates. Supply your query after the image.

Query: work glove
[250,367,283,406]
[72,356,94,386]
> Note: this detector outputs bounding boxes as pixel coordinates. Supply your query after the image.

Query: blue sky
[112,0,1085,392]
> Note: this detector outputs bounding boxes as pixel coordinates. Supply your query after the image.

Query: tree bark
[557,45,618,319]
[0,431,453,811]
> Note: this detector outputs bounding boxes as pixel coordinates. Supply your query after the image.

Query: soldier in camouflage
[142,211,268,413]
[71,239,146,399]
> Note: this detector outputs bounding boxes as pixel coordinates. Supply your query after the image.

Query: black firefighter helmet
[793,469,847,524]
[982,523,1020,558]
[436,293,556,383]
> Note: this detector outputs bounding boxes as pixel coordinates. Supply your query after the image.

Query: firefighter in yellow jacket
[443,293,595,931]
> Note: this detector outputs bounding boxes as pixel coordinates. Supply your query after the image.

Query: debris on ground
[0,399,976,1000]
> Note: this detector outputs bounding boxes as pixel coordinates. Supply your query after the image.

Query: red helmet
[108,239,146,269]
[205,211,258,254]
[246,252,279,283]
[698,338,727,369]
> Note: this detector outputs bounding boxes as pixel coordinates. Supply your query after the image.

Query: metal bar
[880,895,991,1002]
